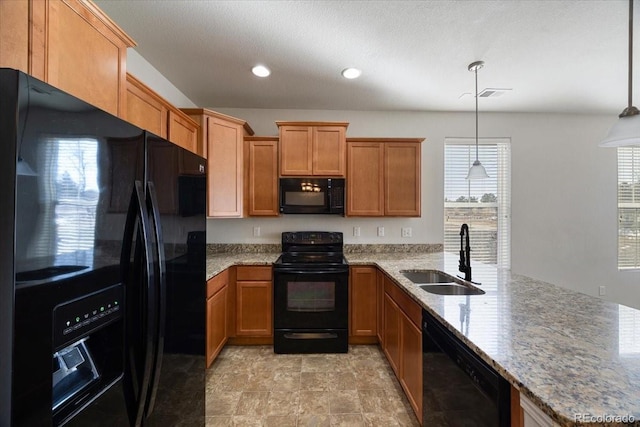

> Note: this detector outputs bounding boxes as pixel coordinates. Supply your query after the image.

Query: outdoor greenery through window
[618,146,640,269]
[444,138,511,268]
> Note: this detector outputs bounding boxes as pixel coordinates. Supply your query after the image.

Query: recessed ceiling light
[251,65,271,77]
[341,68,362,79]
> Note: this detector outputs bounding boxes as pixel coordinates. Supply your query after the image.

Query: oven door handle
[273,268,349,275]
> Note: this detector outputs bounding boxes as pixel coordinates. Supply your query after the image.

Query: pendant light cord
[475,65,479,161]
[629,0,634,110]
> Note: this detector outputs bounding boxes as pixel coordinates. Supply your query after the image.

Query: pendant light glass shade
[600,112,640,147]
[467,61,489,180]
[600,0,640,147]
[466,159,489,179]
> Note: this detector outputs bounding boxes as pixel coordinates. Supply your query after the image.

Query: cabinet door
[208,118,243,217]
[400,312,422,419]
[313,126,346,176]
[347,142,384,216]
[385,143,421,216]
[383,293,401,375]
[376,269,384,345]
[0,0,30,73]
[350,266,378,337]
[168,109,199,154]
[279,126,313,176]
[126,73,168,138]
[247,139,279,216]
[236,281,272,336]
[206,286,228,368]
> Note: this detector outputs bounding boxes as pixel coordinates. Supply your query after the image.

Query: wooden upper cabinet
[347,138,423,217]
[385,142,421,216]
[277,122,348,177]
[347,142,385,216]
[168,109,198,154]
[126,73,200,155]
[182,109,254,218]
[0,0,136,117]
[126,73,168,138]
[245,137,279,216]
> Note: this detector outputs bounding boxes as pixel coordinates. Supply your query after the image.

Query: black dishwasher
[422,309,511,426]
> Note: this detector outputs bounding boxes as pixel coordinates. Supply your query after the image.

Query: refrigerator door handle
[120,180,158,427]
[143,181,167,418]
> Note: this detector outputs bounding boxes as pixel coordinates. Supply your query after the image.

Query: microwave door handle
[143,181,166,418]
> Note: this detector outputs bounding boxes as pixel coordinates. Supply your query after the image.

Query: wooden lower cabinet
[349,266,378,342]
[206,270,229,368]
[235,266,273,337]
[376,269,384,345]
[383,293,401,374]
[382,274,423,423]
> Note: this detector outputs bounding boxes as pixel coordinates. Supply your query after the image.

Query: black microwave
[279,177,345,215]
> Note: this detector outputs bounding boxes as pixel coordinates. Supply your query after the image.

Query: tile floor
[205,345,421,426]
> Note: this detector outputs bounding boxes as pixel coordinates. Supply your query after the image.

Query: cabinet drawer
[384,275,421,327]
[207,269,229,298]
[236,266,272,281]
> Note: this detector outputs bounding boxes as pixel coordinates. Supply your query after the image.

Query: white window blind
[444,138,511,268]
[618,146,640,269]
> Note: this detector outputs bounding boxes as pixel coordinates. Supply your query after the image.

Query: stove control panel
[282,231,343,245]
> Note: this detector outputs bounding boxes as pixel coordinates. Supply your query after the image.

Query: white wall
[125,52,639,309]
[208,107,639,310]
[126,49,197,108]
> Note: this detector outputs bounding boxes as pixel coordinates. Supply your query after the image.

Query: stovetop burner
[274,231,347,271]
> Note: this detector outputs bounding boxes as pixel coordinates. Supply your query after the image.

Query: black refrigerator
[0,69,207,426]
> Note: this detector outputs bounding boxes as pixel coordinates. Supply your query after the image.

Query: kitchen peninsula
[206,247,640,427]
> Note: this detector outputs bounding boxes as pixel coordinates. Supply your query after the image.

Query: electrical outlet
[377,226,385,237]
[253,226,261,237]
[401,227,412,238]
[599,286,606,296]
[353,226,361,237]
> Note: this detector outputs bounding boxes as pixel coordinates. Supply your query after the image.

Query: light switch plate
[253,226,261,237]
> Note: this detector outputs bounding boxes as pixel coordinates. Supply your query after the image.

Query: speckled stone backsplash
[343,244,443,253]
[207,244,281,254]
[206,243,443,254]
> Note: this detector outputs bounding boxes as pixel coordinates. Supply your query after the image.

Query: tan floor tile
[264,415,297,427]
[205,345,420,427]
[362,413,401,426]
[329,390,362,414]
[206,391,241,416]
[205,416,232,427]
[299,390,331,414]
[271,370,300,391]
[330,413,365,426]
[264,391,300,416]
[297,414,331,427]
[234,391,269,416]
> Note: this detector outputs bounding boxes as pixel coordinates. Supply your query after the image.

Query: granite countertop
[206,248,640,426]
[348,251,640,427]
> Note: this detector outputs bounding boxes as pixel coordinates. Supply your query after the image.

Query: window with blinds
[618,146,640,269]
[444,138,511,268]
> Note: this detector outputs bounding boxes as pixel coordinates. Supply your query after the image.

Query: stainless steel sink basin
[401,270,454,284]
[418,283,485,296]
[400,270,485,296]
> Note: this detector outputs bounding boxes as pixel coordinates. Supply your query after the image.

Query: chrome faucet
[459,223,472,281]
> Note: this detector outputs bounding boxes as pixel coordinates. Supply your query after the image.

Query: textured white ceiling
[96,0,633,114]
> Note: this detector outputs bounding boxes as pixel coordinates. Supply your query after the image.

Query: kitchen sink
[401,270,454,284]
[418,283,485,296]
[400,270,485,296]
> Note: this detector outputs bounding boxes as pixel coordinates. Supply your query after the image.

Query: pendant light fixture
[466,61,490,179]
[600,0,640,147]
